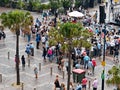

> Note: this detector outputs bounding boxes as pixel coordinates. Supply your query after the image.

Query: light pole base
[11,82,24,88]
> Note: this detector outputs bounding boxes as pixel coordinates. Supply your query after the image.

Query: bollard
[34,88,36,90]
[62,71,64,79]
[21,83,24,90]
[28,59,30,67]
[39,63,41,71]
[0,74,2,82]
[8,52,10,59]
[88,80,91,89]
[50,67,52,75]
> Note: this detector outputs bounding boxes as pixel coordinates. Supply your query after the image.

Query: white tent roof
[68,11,84,17]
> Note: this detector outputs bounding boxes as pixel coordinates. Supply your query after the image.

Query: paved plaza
[0,4,119,90]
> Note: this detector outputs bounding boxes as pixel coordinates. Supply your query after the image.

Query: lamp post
[101,25,106,90]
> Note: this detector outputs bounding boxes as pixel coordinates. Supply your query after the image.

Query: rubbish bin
[72,69,85,83]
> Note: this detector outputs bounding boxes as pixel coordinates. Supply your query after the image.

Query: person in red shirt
[81,77,87,90]
[92,58,97,75]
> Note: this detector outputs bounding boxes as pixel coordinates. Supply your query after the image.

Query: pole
[21,83,24,90]
[28,59,30,67]
[62,71,64,79]
[88,80,91,89]
[50,67,52,76]
[108,4,111,22]
[8,52,10,59]
[102,28,106,90]
[0,74,2,82]
[39,63,41,71]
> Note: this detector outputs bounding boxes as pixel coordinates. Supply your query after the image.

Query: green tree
[49,0,61,14]
[106,66,120,90]
[28,0,41,11]
[61,0,72,14]
[61,0,72,10]
[0,0,10,7]
[0,10,33,85]
[48,22,93,90]
[75,0,83,9]
[32,0,41,11]
[16,0,25,9]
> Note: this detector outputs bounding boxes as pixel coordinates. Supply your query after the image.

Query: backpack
[92,60,96,67]
[2,32,6,39]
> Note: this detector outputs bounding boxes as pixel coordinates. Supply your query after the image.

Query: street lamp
[101,25,107,90]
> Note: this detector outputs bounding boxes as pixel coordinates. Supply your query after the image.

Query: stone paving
[0,3,119,90]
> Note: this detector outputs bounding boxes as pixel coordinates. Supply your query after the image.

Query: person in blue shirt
[97,42,101,57]
[30,43,34,56]
[83,55,90,69]
[36,34,41,49]
[95,28,99,35]
[76,83,82,90]
[25,44,31,57]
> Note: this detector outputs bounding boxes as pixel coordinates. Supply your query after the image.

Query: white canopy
[68,11,84,17]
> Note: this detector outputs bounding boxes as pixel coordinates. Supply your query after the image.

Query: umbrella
[68,11,84,17]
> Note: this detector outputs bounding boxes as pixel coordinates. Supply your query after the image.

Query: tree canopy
[0,10,33,34]
[48,22,93,52]
[106,66,120,89]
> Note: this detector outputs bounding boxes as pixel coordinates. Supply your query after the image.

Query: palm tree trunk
[16,30,20,85]
[67,42,71,90]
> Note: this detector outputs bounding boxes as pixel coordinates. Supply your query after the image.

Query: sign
[101,61,106,66]
[114,0,119,3]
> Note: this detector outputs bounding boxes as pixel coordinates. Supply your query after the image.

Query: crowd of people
[9,4,120,90]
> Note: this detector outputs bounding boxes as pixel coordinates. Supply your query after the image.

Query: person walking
[92,58,97,75]
[21,55,25,70]
[88,59,93,75]
[30,42,34,56]
[47,48,53,62]
[42,46,47,61]
[81,77,87,90]
[25,44,31,57]
[76,83,82,90]
[54,75,61,90]
[92,78,98,90]
[60,83,66,90]
[34,65,38,79]
[36,33,41,49]
[113,48,119,63]
[83,55,90,69]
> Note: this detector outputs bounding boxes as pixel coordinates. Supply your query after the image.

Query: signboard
[101,61,106,66]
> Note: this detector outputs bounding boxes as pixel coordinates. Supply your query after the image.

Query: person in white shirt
[41,35,46,44]
[92,78,98,90]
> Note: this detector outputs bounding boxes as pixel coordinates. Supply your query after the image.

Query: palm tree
[0,10,33,85]
[106,66,120,90]
[48,22,93,90]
